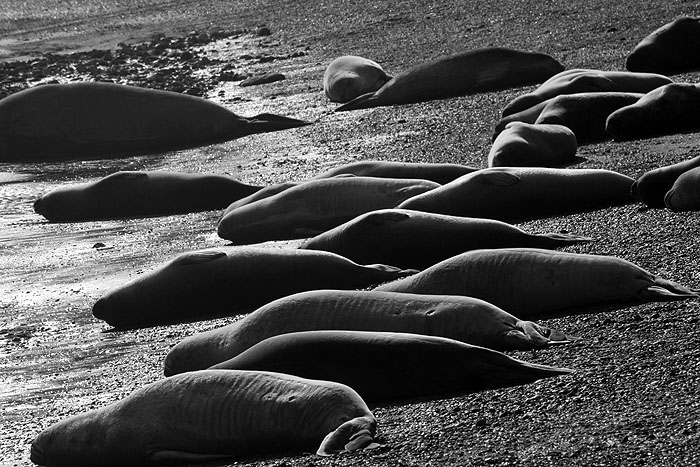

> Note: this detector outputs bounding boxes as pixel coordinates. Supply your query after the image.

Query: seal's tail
[334,91,380,111]
[243,113,313,134]
[317,416,380,456]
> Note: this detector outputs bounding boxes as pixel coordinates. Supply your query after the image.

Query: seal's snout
[33,197,45,216]
[30,435,48,466]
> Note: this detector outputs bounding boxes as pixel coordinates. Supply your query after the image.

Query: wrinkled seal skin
[312,160,478,185]
[335,47,564,111]
[397,167,635,223]
[375,248,700,319]
[665,166,700,211]
[631,155,700,208]
[501,69,672,117]
[301,208,591,270]
[210,331,572,402]
[323,55,392,103]
[92,247,417,329]
[488,122,579,167]
[534,92,643,144]
[217,176,440,244]
[605,83,700,141]
[29,370,378,466]
[163,289,573,375]
[626,17,700,74]
[0,82,311,162]
[33,171,263,222]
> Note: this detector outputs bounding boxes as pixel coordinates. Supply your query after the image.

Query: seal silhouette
[397,167,634,223]
[631,155,700,208]
[30,370,379,466]
[664,166,700,211]
[301,208,591,269]
[33,171,262,222]
[375,248,700,318]
[335,47,564,111]
[323,55,392,102]
[163,289,573,375]
[210,331,572,402]
[92,247,417,329]
[0,82,311,162]
[626,16,700,73]
[488,122,579,167]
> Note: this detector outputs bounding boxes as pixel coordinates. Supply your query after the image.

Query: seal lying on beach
[397,167,634,223]
[664,166,700,211]
[33,171,262,222]
[488,122,579,167]
[210,331,572,402]
[312,160,478,184]
[323,55,392,102]
[92,247,417,329]
[534,92,643,144]
[217,176,440,244]
[30,370,379,466]
[375,248,700,319]
[605,83,700,141]
[631,155,700,208]
[163,289,572,375]
[0,82,311,162]
[335,47,563,111]
[301,209,591,269]
[501,69,672,117]
[626,16,700,73]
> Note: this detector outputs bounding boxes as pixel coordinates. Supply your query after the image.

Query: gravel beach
[1,1,700,466]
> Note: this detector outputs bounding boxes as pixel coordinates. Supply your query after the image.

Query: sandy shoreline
[3,1,700,466]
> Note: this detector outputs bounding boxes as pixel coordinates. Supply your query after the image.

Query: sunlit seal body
[30,370,379,466]
[605,83,700,141]
[502,69,672,117]
[210,331,572,402]
[0,82,311,162]
[163,289,573,375]
[492,99,550,140]
[664,166,700,211]
[626,17,700,73]
[301,208,591,270]
[335,47,563,111]
[217,176,440,244]
[375,248,699,319]
[92,247,416,329]
[534,92,643,144]
[323,55,392,103]
[33,171,262,222]
[631,155,700,208]
[488,122,579,167]
[312,160,478,184]
[397,167,634,223]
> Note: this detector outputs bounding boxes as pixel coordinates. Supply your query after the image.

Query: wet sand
[2,1,700,466]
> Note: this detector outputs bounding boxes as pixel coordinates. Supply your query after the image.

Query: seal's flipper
[243,114,313,134]
[334,91,381,111]
[638,282,700,301]
[535,232,594,245]
[172,250,228,266]
[317,416,379,456]
[505,321,574,349]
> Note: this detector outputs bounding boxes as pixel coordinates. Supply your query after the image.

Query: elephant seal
[335,47,564,111]
[30,370,379,466]
[631,155,700,208]
[664,166,700,211]
[312,160,478,185]
[323,55,392,103]
[626,17,700,74]
[488,122,579,167]
[534,92,643,144]
[301,208,591,270]
[501,69,672,117]
[375,248,699,319]
[0,82,311,162]
[217,176,440,244]
[210,331,572,402]
[92,247,417,329]
[163,289,573,375]
[397,167,635,223]
[33,171,263,222]
[492,99,550,140]
[605,83,700,141]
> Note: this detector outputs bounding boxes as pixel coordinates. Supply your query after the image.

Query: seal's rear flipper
[245,114,313,133]
[317,416,380,456]
[536,232,593,246]
[505,321,576,349]
[334,92,380,111]
[638,278,700,301]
